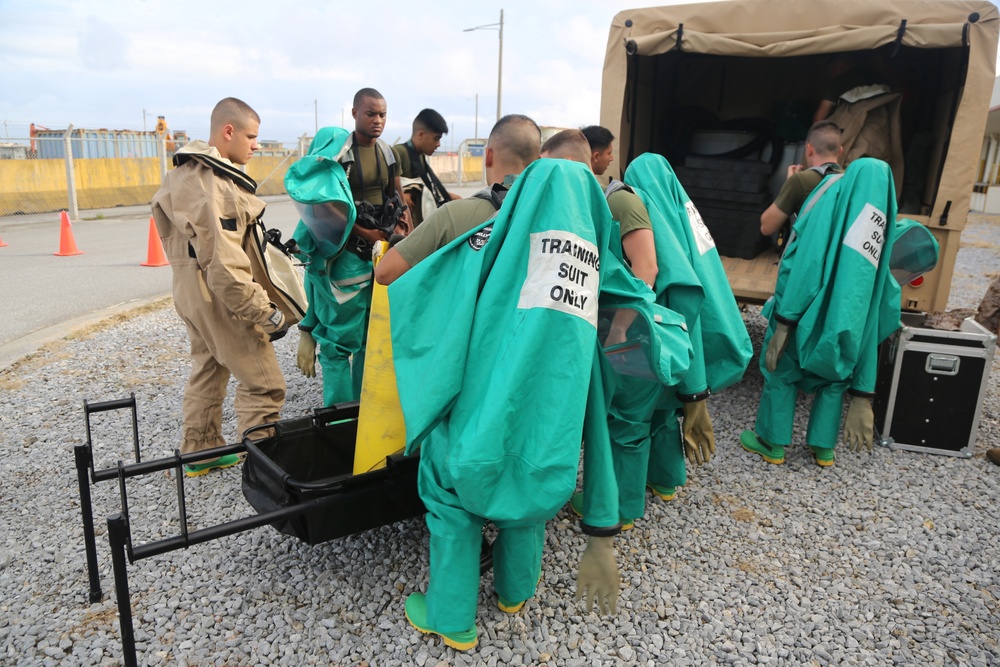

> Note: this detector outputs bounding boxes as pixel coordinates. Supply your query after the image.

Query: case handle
[925,354,959,376]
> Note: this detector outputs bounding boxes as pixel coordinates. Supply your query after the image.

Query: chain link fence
[1,121,487,220]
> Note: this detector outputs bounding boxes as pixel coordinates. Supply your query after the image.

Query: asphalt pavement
[0,186,484,370]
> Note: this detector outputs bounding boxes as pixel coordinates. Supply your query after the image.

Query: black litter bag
[242,402,425,545]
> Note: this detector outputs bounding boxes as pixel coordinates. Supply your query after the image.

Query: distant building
[972,76,1000,213]
[0,142,27,160]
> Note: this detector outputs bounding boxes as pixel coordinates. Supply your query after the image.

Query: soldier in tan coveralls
[151,97,287,476]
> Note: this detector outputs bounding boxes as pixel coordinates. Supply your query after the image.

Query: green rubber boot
[810,446,836,467]
[646,483,676,501]
[405,592,478,651]
[739,430,785,465]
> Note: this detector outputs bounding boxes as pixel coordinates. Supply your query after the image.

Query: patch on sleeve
[843,202,887,268]
[685,201,716,256]
[518,230,599,326]
[219,217,238,232]
[468,224,493,251]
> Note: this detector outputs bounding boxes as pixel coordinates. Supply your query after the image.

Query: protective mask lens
[294,200,351,247]
[889,224,939,284]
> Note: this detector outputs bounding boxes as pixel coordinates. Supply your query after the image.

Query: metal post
[74,444,103,603]
[108,513,138,667]
[159,137,168,178]
[63,124,79,221]
[988,136,999,185]
[497,9,504,121]
[475,93,479,142]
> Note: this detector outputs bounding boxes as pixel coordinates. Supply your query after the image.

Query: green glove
[682,399,715,466]
[765,321,791,372]
[296,329,317,378]
[575,536,619,615]
[843,395,875,452]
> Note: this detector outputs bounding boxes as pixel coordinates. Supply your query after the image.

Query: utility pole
[497,9,503,121]
[475,93,479,140]
[142,109,147,132]
[464,9,504,122]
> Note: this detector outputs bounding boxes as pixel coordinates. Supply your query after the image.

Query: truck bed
[722,249,780,305]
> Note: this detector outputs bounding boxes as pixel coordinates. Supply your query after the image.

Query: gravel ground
[1,215,999,667]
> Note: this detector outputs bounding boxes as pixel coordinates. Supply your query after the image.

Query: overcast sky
[3,0,1000,147]
[0,0,672,146]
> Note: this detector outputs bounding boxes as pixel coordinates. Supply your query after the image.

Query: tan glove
[682,399,715,466]
[765,321,791,372]
[843,395,875,452]
[575,536,619,615]
[296,330,317,378]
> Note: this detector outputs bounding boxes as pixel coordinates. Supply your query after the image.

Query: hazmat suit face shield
[599,306,657,380]
[597,304,691,383]
[890,219,939,285]
[293,199,352,253]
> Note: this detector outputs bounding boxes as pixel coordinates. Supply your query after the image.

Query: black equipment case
[242,402,425,545]
[874,314,997,457]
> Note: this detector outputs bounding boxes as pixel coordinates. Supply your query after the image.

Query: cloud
[78,15,128,71]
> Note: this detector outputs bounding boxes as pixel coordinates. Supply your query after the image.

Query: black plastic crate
[699,212,770,259]
[684,156,774,175]
[242,403,425,545]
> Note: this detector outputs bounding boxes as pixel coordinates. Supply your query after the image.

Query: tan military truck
[600,0,999,311]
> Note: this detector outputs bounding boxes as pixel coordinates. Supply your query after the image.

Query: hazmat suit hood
[286,127,357,261]
[890,218,940,285]
[624,152,753,393]
[173,139,257,194]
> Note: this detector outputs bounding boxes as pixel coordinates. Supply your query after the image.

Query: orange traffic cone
[0,236,7,247]
[141,217,169,267]
[54,211,83,256]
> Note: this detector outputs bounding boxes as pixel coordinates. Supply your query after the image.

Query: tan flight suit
[151,141,286,453]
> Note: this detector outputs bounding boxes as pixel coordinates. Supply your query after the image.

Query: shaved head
[353,87,384,109]
[541,129,591,164]
[210,97,259,134]
[807,120,843,158]
[487,114,541,169]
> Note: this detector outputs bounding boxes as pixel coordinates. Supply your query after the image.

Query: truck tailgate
[723,250,779,305]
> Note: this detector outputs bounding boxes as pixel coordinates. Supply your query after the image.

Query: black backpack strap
[405,141,452,207]
[807,162,840,177]
[472,183,508,211]
[604,179,633,198]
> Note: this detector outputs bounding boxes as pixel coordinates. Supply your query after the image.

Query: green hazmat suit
[285,127,367,407]
[756,157,902,448]
[389,159,692,634]
[606,153,752,521]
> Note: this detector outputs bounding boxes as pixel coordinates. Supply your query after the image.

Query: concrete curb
[0,293,172,372]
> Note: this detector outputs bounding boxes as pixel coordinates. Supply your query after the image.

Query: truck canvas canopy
[601,0,999,310]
